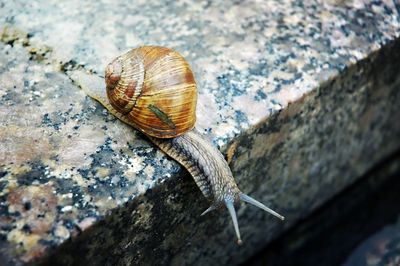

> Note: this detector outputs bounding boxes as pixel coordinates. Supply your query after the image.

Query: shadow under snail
[82,46,284,244]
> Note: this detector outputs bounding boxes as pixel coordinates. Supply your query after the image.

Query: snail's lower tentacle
[201,204,218,216]
[225,200,242,245]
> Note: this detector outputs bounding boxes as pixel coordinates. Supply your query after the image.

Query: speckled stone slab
[0,0,400,265]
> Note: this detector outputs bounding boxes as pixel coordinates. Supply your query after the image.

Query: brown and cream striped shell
[105,46,197,138]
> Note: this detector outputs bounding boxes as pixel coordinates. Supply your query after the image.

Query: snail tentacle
[201,204,218,216]
[225,199,242,245]
[240,193,285,221]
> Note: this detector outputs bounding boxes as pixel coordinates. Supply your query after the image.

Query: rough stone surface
[0,0,400,265]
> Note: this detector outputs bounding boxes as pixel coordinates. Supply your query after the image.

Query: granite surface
[0,0,400,265]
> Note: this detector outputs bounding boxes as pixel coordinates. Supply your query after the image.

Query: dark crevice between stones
[244,149,400,266]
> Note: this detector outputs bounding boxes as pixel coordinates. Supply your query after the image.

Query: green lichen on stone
[28,46,52,62]
[0,25,52,62]
[0,25,30,46]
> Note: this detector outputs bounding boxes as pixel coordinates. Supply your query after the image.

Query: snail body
[84,46,284,244]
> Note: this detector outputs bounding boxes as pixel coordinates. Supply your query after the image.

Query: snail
[82,46,284,244]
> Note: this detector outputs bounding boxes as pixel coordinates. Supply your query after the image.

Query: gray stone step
[0,0,399,265]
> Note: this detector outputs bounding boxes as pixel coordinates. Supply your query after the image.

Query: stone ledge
[0,0,400,265]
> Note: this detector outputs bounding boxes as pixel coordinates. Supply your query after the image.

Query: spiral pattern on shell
[105,46,197,138]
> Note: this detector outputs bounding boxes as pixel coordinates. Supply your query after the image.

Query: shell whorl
[105,49,145,114]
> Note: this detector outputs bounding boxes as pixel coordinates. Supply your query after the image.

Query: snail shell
[105,46,197,138]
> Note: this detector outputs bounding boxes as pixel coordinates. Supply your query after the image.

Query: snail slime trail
[82,46,284,244]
